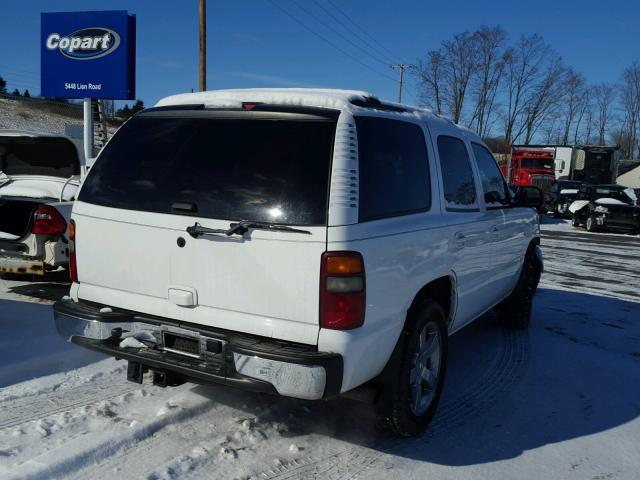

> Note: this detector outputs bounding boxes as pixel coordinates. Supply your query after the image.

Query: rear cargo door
[73,110,337,345]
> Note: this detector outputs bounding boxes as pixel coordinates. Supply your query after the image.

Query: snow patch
[288,443,303,453]
[119,337,147,349]
[218,446,238,460]
[595,197,627,205]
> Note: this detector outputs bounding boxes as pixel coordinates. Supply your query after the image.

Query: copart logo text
[46,28,120,60]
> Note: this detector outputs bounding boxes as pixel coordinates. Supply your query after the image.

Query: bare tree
[560,69,586,144]
[619,62,640,158]
[416,51,445,115]
[572,94,593,144]
[502,34,552,146]
[468,26,507,137]
[416,31,477,123]
[593,83,615,145]
[441,31,477,123]
[520,55,566,144]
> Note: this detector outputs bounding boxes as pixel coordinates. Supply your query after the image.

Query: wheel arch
[407,274,456,331]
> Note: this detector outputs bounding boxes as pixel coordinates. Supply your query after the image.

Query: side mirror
[511,185,544,209]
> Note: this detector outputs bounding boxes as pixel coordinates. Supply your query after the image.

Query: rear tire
[384,300,448,437]
[496,248,537,329]
[585,215,598,232]
[571,215,581,228]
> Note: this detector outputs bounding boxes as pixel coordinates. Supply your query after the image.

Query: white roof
[154,88,481,142]
[156,88,379,110]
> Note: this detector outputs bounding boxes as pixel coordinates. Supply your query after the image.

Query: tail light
[320,252,365,330]
[32,205,67,235]
[68,219,78,283]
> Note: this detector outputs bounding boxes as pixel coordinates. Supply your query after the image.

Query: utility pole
[391,64,407,103]
[199,0,206,91]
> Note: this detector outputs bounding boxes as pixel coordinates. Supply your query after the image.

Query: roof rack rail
[350,97,408,113]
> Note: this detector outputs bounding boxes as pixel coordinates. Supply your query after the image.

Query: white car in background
[0,130,84,277]
[54,89,543,436]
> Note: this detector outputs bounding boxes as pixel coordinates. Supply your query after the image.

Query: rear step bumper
[53,298,343,400]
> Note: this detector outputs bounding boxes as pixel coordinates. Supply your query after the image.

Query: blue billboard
[41,11,136,99]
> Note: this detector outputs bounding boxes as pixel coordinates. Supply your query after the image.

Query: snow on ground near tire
[0,226,639,480]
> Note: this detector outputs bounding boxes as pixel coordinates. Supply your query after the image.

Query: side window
[471,143,510,207]
[436,136,477,210]
[356,116,430,221]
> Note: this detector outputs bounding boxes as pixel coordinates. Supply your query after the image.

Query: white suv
[54,89,543,436]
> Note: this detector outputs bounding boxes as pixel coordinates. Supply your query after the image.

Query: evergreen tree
[0,76,7,94]
[116,104,132,118]
[11,88,21,97]
[131,99,144,114]
[23,89,30,98]
[116,100,144,119]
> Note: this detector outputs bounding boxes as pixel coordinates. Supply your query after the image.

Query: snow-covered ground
[0,222,638,480]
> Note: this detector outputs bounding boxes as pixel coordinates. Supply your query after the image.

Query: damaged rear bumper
[0,254,45,275]
[53,298,343,400]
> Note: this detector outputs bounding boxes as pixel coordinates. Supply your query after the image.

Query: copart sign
[41,11,136,99]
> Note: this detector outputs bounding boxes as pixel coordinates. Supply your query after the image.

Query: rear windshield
[0,137,79,178]
[78,113,336,225]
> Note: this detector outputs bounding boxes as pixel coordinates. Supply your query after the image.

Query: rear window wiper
[227,220,311,236]
[186,220,311,238]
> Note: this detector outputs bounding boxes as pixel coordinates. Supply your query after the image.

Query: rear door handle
[454,231,466,249]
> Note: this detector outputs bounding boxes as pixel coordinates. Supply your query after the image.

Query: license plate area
[159,325,226,361]
[161,325,201,358]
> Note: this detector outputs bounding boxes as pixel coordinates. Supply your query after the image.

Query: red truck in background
[500,148,556,192]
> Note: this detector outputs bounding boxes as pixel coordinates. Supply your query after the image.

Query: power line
[291,0,391,68]
[266,0,397,83]
[325,0,409,65]
[1,76,40,89]
[310,0,398,65]
[0,70,39,81]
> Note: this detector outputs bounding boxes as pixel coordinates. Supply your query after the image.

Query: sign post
[41,10,136,160]
[83,98,93,163]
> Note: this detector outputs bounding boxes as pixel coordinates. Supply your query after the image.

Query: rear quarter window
[437,136,478,210]
[355,116,430,222]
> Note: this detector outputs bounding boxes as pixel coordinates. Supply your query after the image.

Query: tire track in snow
[254,327,530,480]
[0,379,137,431]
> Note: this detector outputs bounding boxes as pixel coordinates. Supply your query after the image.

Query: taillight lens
[320,252,365,330]
[32,205,67,235]
[68,219,78,283]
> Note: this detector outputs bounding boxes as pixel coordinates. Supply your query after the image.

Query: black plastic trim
[71,335,277,394]
[55,299,344,397]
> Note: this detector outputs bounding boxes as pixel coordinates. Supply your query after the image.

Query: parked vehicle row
[542,178,640,234]
[52,88,544,436]
[568,184,640,234]
[0,130,84,277]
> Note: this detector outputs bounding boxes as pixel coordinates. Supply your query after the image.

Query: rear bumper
[53,299,343,400]
[597,214,640,232]
[0,253,45,276]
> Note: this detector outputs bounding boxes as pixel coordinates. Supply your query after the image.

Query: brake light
[32,205,67,235]
[320,252,365,330]
[242,102,263,110]
[69,219,78,283]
